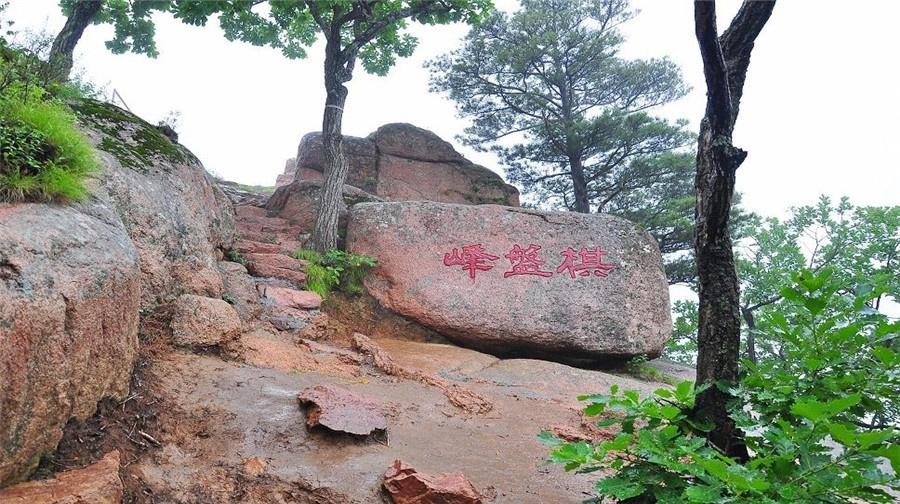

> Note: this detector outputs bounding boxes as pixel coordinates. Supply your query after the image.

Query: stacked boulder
[267,123,519,230]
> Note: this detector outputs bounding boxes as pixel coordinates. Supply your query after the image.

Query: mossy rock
[69,99,196,172]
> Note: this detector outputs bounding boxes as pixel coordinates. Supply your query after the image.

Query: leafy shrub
[543,268,900,503]
[291,249,377,298]
[0,94,97,202]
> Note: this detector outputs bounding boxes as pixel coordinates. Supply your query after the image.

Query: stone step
[234,239,282,255]
[245,253,307,286]
[235,205,267,220]
[257,284,322,310]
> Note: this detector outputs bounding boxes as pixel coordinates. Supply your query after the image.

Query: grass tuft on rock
[0,96,98,202]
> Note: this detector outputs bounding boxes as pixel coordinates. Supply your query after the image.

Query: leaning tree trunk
[692,0,774,460]
[48,0,102,82]
[310,40,353,253]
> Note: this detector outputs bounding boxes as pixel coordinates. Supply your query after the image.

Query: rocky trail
[0,106,687,503]
[7,197,689,504]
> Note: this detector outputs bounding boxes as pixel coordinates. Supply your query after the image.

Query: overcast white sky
[5,0,898,220]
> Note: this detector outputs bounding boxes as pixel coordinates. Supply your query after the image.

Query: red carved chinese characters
[443,244,615,281]
[556,246,616,278]
[503,244,553,278]
[443,244,500,282]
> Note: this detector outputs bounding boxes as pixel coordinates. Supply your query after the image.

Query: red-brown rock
[265,180,382,233]
[244,253,307,286]
[219,261,263,322]
[75,100,234,307]
[383,460,482,504]
[257,284,322,310]
[233,239,282,255]
[368,123,466,164]
[297,384,387,436]
[290,124,519,207]
[0,450,123,504]
[376,154,519,207]
[0,204,140,486]
[275,157,297,188]
[346,202,671,365]
[296,132,379,193]
[170,294,242,347]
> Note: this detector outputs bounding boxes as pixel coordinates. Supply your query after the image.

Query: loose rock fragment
[383,459,482,504]
[0,450,123,504]
[297,384,387,436]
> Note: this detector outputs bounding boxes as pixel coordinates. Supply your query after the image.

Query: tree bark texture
[48,0,101,82]
[310,35,354,252]
[692,0,774,459]
[570,156,591,213]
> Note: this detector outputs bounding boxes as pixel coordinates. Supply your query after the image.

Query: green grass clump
[0,97,98,202]
[291,248,376,299]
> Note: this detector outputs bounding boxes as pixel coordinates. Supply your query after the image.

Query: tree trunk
[48,0,102,82]
[570,156,590,213]
[310,40,352,253]
[691,0,774,460]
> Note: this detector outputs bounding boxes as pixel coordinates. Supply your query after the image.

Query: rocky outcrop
[296,132,379,193]
[283,124,519,209]
[71,99,235,306]
[0,450,123,503]
[275,157,297,188]
[346,202,671,364]
[0,99,236,485]
[0,204,141,486]
[265,180,381,233]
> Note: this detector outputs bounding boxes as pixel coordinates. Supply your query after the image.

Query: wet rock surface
[0,203,140,486]
[297,384,387,436]
[383,459,483,504]
[346,201,672,364]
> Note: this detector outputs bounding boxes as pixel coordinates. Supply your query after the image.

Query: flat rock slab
[383,460,482,504]
[258,284,322,310]
[0,450,123,504]
[297,384,387,436]
[346,202,671,365]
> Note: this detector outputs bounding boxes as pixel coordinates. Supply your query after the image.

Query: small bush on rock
[543,268,900,503]
[292,248,376,298]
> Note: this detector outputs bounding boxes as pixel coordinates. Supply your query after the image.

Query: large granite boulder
[0,99,236,486]
[346,202,671,364]
[71,99,235,306]
[0,204,141,485]
[295,132,379,193]
[289,124,519,207]
[265,179,382,233]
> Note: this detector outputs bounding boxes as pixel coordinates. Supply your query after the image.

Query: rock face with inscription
[346,202,671,364]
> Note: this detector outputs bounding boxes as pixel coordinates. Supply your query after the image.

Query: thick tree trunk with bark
[570,156,590,213]
[310,36,354,253]
[48,0,101,82]
[691,0,774,459]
